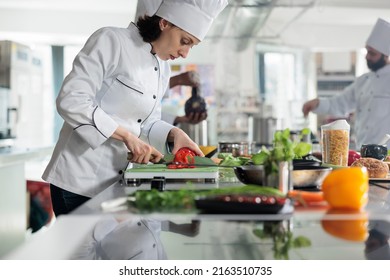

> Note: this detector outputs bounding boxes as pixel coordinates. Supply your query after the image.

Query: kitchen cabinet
[215,94,260,142]
[0,146,53,257]
[316,75,355,98]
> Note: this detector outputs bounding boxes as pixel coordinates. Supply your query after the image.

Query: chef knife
[127,152,174,163]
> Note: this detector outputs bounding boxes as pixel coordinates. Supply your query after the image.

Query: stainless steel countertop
[5,176,390,260]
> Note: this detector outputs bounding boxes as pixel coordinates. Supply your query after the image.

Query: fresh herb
[251,128,312,175]
[129,185,286,212]
[217,153,250,166]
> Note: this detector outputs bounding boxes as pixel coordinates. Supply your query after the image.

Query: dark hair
[137,15,162,43]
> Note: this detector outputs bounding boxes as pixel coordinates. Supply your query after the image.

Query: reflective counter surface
[4,179,390,260]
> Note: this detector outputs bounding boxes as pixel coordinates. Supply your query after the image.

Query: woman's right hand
[112,126,163,164]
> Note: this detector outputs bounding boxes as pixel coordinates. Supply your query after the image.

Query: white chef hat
[135,0,162,20]
[366,18,390,56]
[155,0,228,41]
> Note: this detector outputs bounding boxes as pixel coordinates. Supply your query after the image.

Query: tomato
[167,147,196,169]
[321,167,369,210]
[348,150,361,166]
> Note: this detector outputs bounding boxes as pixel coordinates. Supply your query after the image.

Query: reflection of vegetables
[253,221,311,260]
[251,128,312,176]
[321,167,369,210]
[321,209,368,242]
[129,185,286,212]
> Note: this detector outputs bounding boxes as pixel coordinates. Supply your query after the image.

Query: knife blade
[127,152,174,163]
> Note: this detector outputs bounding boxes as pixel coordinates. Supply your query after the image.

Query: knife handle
[127,151,160,162]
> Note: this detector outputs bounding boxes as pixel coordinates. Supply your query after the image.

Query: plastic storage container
[321,120,350,166]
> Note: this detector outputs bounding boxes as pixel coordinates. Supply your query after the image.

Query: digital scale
[123,164,219,186]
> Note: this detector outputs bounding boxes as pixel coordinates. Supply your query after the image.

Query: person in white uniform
[302,18,390,150]
[135,0,207,127]
[42,0,228,216]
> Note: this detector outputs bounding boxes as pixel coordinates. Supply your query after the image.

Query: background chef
[42,0,229,216]
[302,18,390,150]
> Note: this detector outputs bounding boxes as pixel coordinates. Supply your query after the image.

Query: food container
[218,142,249,157]
[321,120,350,166]
[360,144,388,160]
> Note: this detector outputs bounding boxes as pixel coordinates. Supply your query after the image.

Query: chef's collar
[127,22,155,55]
[372,63,390,77]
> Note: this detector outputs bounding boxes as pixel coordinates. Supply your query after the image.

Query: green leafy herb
[251,128,312,175]
[129,185,286,212]
[253,221,311,260]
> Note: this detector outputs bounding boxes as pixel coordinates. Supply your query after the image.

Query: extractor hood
[207,0,317,51]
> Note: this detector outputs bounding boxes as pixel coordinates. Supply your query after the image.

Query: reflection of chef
[72,216,200,260]
[365,220,390,260]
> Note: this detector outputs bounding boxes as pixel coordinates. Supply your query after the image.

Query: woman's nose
[179,47,190,58]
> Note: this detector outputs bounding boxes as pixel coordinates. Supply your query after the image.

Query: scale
[123,163,219,186]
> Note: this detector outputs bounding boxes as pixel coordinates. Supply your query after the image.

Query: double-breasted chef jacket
[43,23,174,197]
[314,64,390,150]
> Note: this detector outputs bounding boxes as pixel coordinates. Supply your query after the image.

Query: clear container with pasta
[321,120,350,166]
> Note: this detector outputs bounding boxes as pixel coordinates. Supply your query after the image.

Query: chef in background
[42,0,228,216]
[135,0,208,127]
[302,18,390,150]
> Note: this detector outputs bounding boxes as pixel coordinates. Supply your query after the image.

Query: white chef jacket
[42,23,174,197]
[314,64,390,150]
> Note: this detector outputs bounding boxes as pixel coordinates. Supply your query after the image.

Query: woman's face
[151,19,200,61]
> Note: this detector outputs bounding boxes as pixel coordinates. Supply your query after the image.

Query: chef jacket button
[137,222,141,226]
[154,67,158,71]
[137,119,142,123]
[153,95,156,99]
[153,244,156,248]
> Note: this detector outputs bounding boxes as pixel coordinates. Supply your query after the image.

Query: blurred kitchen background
[1,0,388,150]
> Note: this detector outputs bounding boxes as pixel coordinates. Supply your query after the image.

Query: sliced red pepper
[168,147,196,169]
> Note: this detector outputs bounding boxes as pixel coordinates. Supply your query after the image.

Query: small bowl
[360,144,388,160]
[292,165,332,188]
[233,165,264,185]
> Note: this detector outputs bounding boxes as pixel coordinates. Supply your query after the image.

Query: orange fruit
[321,167,368,210]
[321,209,368,242]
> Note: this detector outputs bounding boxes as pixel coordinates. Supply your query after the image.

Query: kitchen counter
[0,145,54,257]
[4,175,390,260]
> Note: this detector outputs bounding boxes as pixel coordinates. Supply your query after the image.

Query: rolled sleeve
[147,120,174,153]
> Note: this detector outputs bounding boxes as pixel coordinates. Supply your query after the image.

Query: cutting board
[124,164,219,180]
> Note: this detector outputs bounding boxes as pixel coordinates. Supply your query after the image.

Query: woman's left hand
[168,127,204,156]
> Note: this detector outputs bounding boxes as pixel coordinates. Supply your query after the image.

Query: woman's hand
[112,126,163,164]
[168,127,204,156]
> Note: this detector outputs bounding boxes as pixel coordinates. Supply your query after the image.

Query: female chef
[42,0,228,216]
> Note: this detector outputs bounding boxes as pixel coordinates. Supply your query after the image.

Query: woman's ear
[159,19,170,31]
